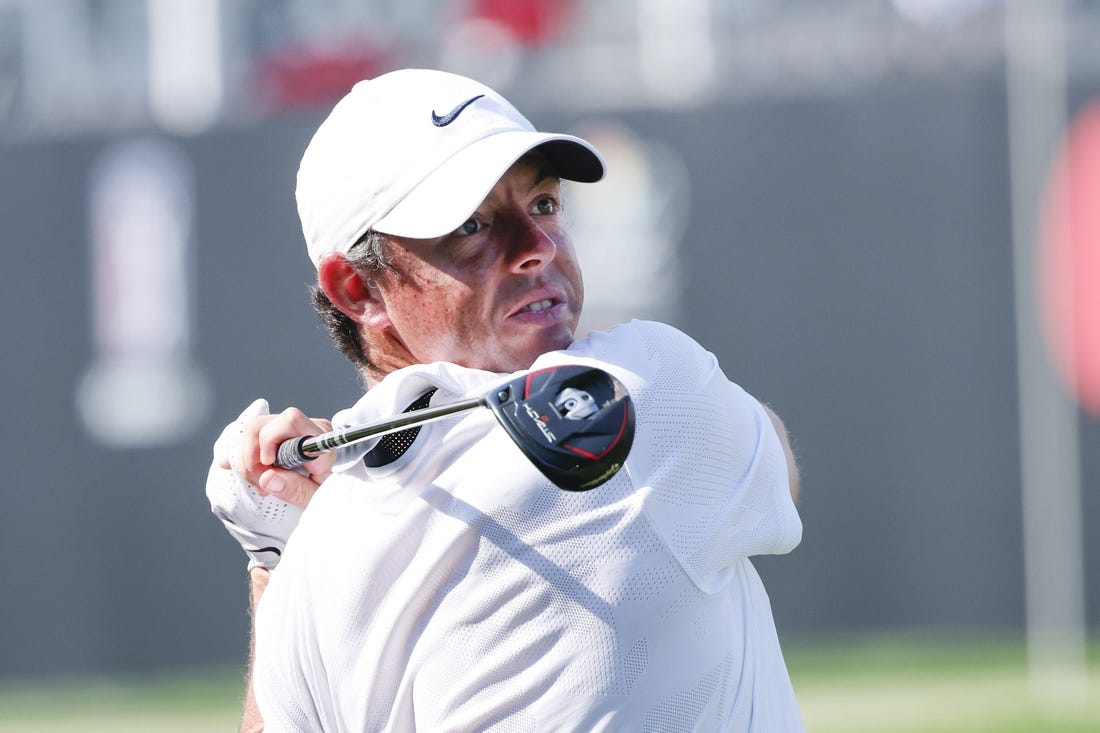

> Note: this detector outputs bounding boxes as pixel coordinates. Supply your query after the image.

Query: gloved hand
[206,398,304,571]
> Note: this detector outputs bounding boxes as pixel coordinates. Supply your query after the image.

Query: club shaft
[277,397,485,469]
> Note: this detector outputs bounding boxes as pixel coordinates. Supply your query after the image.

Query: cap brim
[373,131,604,240]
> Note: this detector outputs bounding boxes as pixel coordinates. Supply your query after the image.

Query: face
[371,155,585,374]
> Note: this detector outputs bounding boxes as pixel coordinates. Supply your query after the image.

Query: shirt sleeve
[252,555,329,732]
[579,321,803,594]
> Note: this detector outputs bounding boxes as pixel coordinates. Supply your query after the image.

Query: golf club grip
[276,436,312,470]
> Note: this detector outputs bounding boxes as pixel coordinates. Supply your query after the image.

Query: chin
[516,335,575,370]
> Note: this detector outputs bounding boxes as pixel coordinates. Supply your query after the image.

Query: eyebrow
[518,152,561,193]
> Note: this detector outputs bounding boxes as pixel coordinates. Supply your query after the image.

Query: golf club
[275,364,635,491]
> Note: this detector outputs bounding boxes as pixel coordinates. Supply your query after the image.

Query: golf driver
[275,364,635,491]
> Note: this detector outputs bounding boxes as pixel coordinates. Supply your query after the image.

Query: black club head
[485,365,635,491]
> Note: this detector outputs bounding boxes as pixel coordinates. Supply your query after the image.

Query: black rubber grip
[275,436,312,470]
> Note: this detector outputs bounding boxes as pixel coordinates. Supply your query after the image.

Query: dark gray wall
[1,73,1096,680]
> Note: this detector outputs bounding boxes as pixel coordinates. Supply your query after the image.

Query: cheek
[391,278,481,348]
[557,239,584,297]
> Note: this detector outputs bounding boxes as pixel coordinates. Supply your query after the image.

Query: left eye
[455,218,482,236]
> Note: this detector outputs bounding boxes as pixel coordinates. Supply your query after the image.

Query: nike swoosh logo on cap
[432,94,485,127]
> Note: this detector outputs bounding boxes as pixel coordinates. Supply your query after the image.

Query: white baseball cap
[296,68,606,268]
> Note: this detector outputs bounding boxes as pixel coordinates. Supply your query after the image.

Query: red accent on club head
[522,367,556,399]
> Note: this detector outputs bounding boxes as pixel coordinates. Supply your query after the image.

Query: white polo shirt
[254,320,804,732]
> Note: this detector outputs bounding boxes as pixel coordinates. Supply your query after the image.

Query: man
[207,68,805,732]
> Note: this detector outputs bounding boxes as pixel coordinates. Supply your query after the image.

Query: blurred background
[1,0,1098,730]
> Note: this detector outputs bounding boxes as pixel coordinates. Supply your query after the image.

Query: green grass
[0,667,244,733]
[0,635,1097,732]
[787,633,1100,733]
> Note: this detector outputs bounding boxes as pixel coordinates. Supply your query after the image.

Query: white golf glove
[206,398,304,571]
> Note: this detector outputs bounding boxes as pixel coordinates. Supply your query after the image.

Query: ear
[317,253,391,329]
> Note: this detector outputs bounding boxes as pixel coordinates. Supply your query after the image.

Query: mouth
[508,289,570,323]
[518,298,555,314]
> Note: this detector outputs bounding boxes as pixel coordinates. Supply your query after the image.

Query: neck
[358,326,419,388]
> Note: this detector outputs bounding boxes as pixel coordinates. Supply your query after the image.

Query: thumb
[213,398,272,469]
[258,467,322,509]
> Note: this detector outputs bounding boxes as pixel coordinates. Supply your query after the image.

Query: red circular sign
[1039,99,1100,417]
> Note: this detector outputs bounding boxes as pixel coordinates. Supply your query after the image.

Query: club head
[485,365,635,491]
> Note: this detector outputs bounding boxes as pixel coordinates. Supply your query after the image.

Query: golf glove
[206,398,304,571]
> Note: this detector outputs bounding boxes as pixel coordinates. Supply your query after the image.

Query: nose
[501,210,557,273]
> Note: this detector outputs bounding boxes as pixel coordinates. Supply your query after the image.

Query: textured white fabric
[253,321,804,732]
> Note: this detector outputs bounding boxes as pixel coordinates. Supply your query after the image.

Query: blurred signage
[568,120,689,334]
[76,138,210,448]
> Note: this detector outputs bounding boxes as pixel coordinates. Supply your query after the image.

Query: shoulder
[334,362,501,426]
[566,320,719,390]
[578,319,706,355]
